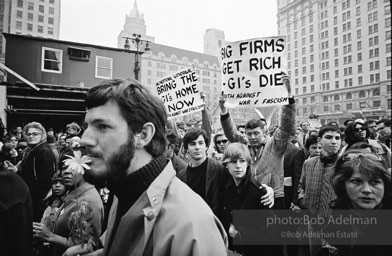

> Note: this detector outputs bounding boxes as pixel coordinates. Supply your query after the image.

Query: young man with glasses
[376,119,391,149]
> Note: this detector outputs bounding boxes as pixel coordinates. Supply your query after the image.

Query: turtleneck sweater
[105,155,167,252]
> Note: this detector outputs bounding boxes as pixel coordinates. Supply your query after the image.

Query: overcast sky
[60,0,278,53]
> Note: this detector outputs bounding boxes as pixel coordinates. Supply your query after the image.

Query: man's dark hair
[364,119,376,127]
[245,118,265,130]
[85,79,167,157]
[165,129,179,147]
[327,121,338,127]
[376,118,391,127]
[318,124,341,138]
[182,128,210,150]
[305,135,319,150]
[343,119,354,126]
[237,124,246,130]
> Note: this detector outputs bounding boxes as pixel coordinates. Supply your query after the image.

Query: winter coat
[19,141,57,221]
[102,162,228,256]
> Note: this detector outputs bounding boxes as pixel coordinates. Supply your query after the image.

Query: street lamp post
[123,33,151,81]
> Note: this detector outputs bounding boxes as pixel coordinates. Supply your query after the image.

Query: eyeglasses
[26,132,41,137]
[216,139,228,144]
[342,152,382,162]
[354,127,366,132]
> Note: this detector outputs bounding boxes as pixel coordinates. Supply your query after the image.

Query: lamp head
[124,38,130,51]
[144,41,151,52]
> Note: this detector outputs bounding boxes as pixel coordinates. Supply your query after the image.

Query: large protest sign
[221,36,288,108]
[155,68,204,119]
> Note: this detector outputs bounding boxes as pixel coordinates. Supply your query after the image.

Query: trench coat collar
[105,160,176,254]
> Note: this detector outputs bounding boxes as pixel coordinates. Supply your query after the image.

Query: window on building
[357,18,361,26]
[358,52,362,61]
[38,25,43,33]
[17,0,23,8]
[324,106,329,112]
[95,56,113,79]
[17,10,23,18]
[303,98,307,104]
[346,92,352,100]
[387,43,392,53]
[372,88,380,96]
[67,47,91,61]
[373,100,381,108]
[334,94,340,101]
[358,76,363,85]
[347,103,353,110]
[357,41,362,50]
[357,29,362,38]
[28,2,34,10]
[38,15,44,22]
[311,84,314,92]
[16,21,22,30]
[48,27,53,35]
[323,96,329,102]
[386,18,391,28]
[49,7,55,15]
[41,47,62,73]
[39,5,44,12]
[359,90,366,98]
[27,23,33,31]
[49,0,55,3]
[48,17,54,24]
[28,13,33,20]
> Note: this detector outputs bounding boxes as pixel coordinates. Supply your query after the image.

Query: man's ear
[135,122,155,149]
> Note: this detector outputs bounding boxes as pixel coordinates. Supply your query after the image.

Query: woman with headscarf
[4,122,57,221]
[33,147,103,256]
[341,121,391,169]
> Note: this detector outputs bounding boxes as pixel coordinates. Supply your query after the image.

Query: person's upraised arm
[219,95,247,144]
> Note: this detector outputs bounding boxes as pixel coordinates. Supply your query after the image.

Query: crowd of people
[0,75,391,256]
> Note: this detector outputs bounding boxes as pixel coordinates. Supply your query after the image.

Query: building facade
[277,0,391,125]
[0,0,61,61]
[1,33,137,130]
[117,2,260,129]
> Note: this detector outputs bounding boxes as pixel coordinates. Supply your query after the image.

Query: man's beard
[83,135,135,186]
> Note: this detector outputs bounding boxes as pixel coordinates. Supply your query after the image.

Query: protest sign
[221,36,288,108]
[155,68,204,119]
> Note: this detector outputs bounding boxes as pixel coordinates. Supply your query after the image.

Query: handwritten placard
[155,68,204,119]
[221,36,288,107]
